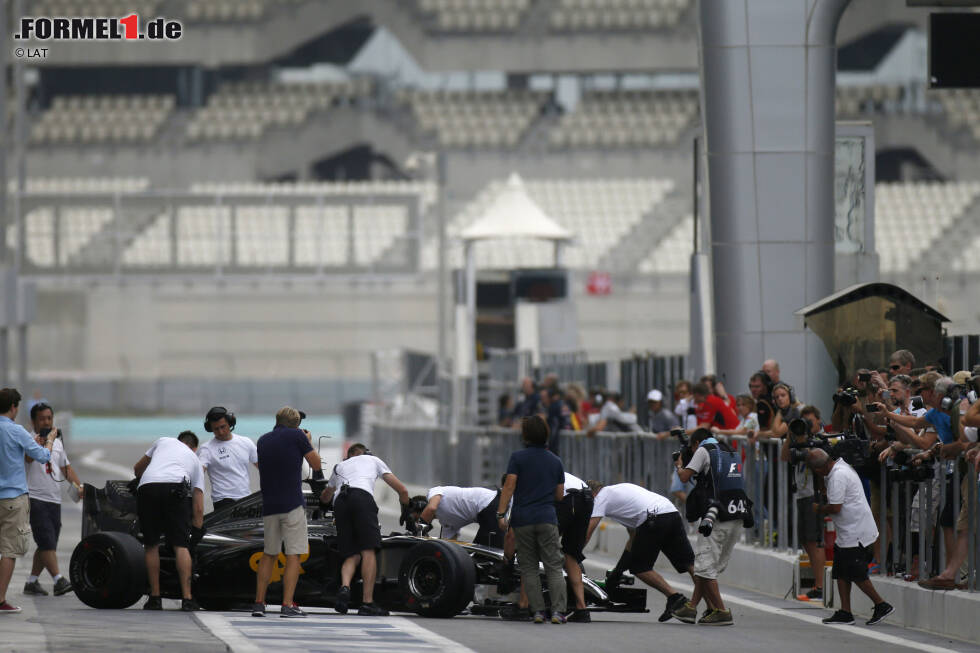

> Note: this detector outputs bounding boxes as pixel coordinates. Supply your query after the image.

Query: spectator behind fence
[748,371,775,431]
[647,390,679,439]
[691,383,739,432]
[513,377,542,420]
[808,449,893,626]
[762,383,803,439]
[0,388,56,615]
[762,359,781,385]
[498,394,515,428]
[673,380,697,430]
[711,394,758,439]
[780,405,827,600]
[541,388,572,456]
[587,392,639,435]
[700,374,736,412]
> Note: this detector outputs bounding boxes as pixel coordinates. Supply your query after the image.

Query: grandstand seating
[400,89,547,147]
[184,0,305,22]
[8,177,149,194]
[836,85,904,116]
[549,89,697,147]
[185,80,371,141]
[10,208,114,267]
[416,0,530,32]
[933,89,980,142]
[31,95,174,145]
[424,177,674,269]
[637,214,692,273]
[549,0,691,31]
[32,1,159,17]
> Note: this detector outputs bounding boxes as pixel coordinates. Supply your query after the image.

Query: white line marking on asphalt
[665,580,959,653]
[79,448,135,478]
[196,612,478,653]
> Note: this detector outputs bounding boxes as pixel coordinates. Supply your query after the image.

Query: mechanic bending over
[253,406,322,618]
[320,443,411,616]
[412,483,510,547]
[584,481,693,624]
[557,472,594,623]
[133,431,206,612]
[197,406,257,511]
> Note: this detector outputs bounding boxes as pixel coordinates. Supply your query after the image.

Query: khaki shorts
[263,506,308,556]
[0,494,31,558]
[693,519,741,580]
[955,475,977,534]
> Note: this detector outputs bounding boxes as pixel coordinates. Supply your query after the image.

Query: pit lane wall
[371,424,980,643]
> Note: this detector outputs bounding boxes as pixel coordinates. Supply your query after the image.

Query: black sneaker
[281,603,307,618]
[52,578,73,596]
[805,587,823,601]
[499,605,532,621]
[181,599,203,612]
[23,580,48,596]
[822,610,854,625]
[866,602,894,626]
[251,602,266,617]
[335,586,351,615]
[357,602,389,617]
[143,596,162,611]
[566,609,591,623]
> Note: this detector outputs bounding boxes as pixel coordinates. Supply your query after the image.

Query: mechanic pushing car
[412,483,508,547]
[132,430,206,612]
[558,472,594,623]
[197,406,257,511]
[320,442,412,616]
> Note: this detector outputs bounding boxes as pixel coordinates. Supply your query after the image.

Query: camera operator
[320,442,410,617]
[23,402,83,597]
[132,431,206,611]
[807,449,893,626]
[779,407,826,600]
[198,406,257,511]
[0,388,56,615]
[673,428,753,626]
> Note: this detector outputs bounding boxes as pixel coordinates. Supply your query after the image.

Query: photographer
[780,407,826,600]
[132,431,206,612]
[23,402,83,597]
[673,428,753,626]
[807,449,893,626]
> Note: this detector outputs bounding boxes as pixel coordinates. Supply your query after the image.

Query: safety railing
[370,423,980,591]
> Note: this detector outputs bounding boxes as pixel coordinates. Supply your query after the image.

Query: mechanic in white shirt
[557,472,594,622]
[320,443,410,616]
[133,431,207,612]
[23,402,83,597]
[807,449,893,626]
[584,482,692,622]
[197,407,258,511]
[417,485,503,546]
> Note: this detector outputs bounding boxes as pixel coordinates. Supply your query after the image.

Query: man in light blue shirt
[0,388,55,615]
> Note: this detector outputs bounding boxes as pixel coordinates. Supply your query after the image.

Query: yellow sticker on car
[248,551,309,583]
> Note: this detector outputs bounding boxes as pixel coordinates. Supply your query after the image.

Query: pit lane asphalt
[7,441,980,653]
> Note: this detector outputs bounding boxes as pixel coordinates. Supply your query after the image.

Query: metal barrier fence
[371,423,980,591]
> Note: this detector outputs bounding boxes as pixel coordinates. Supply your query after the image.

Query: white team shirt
[139,437,206,492]
[825,460,879,548]
[427,486,497,540]
[26,436,69,504]
[563,472,586,496]
[198,434,257,501]
[328,454,392,495]
[591,482,677,529]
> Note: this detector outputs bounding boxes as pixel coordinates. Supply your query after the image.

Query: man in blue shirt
[0,388,55,614]
[496,415,567,624]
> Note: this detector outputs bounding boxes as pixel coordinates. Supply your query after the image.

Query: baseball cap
[646,389,663,402]
[952,370,971,385]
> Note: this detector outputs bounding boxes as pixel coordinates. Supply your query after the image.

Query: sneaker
[143,596,162,611]
[251,602,266,617]
[670,600,697,624]
[0,601,22,614]
[181,599,203,612]
[698,609,734,626]
[280,603,307,618]
[499,605,532,621]
[701,608,712,622]
[822,610,854,625]
[868,560,881,575]
[566,609,591,623]
[551,612,567,624]
[866,602,894,626]
[52,578,73,596]
[23,580,48,596]
[533,611,547,624]
[805,587,823,601]
[335,586,350,614]
[357,602,389,617]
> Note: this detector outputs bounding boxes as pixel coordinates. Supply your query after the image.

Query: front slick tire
[70,531,147,609]
[398,540,475,618]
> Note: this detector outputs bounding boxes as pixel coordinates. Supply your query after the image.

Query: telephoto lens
[699,503,719,537]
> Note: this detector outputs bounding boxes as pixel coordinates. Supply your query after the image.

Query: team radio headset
[204,406,237,432]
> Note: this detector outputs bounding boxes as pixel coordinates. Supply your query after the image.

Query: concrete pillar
[699,0,849,411]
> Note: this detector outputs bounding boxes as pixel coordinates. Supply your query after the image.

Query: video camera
[886,449,935,483]
[787,418,819,464]
[832,387,860,407]
[941,377,980,410]
[670,427,693,466]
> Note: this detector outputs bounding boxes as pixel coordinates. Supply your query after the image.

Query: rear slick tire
[70,531,147,609]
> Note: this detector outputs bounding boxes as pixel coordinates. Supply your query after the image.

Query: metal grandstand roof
[795,282,949,322]
[460,173,572,243]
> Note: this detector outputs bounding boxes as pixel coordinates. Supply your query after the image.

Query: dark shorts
[557,490,593,563]
[630,511,694,574]
[212,498,237,512]
[28,498,61,551]
[333,487,382,560]
[939,474,956,529]
[473,490,505,549]
[138,483,192,548]
[796,497,822,545]
[832,544,873,583]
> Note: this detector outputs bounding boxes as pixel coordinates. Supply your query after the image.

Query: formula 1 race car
[70,480,648,617]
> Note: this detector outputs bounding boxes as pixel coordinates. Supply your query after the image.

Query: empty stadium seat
[550,89,697,148]
[835,85,904,116]
[184,0,305,22]
[403,89,547,148]
[638,214,692,273]
[33,1,160,18]
[416,0,529,33]
[549,0,690,31]
[32,95,174,145]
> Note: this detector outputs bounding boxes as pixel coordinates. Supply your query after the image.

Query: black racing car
[70,479,647,617]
